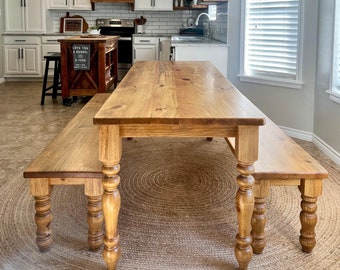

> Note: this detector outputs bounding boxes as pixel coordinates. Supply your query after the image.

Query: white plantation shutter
[332,1,340,96]
[244,0,300,80]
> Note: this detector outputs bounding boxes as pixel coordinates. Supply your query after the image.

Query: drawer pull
[15,40,26,42]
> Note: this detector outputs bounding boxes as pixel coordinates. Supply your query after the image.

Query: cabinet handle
[24,0,26,7]
[66,0,68,6]
[18,49,21,59]
[139,40,151,43]
[21,49,24,59]
[15,39,26,42]
[73,0,75,6]
[133,49,136,60]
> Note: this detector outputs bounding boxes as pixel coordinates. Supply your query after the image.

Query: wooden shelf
[174,4,207,10]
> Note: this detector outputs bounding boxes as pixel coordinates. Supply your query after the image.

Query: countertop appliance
[96,19,135,81]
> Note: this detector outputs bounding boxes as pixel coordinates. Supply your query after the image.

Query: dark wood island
[59,35,118,102]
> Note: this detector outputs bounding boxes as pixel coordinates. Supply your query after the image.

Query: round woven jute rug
[0,137,339,270]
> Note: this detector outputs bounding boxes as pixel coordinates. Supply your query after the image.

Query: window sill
[238,74,304,90]
[326,90,340,104]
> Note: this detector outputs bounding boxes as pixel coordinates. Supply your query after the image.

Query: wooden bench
[23,93,110,252]
[224,116,328,254]
[24,91,328,258]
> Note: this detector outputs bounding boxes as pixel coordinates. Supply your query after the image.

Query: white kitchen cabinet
[48,0,92,10]
[133,37,159,63]
[134,0,173,11]
[3,36,41,77]
[159,37,171,61]
[172,44,228,78]
[4,0,45,32]
[41,36,65,76]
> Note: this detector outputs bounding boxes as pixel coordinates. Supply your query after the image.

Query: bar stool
[40,53,62,105]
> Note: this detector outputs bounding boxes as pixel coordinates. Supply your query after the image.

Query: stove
[96,19,135,81]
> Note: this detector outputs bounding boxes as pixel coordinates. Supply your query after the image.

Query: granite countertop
[170,35,228,46]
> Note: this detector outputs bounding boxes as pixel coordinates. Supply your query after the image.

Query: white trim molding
[280,125,340,166]
[0,78,5,84]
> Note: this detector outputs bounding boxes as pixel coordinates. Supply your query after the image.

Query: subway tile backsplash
[48,2,228,43]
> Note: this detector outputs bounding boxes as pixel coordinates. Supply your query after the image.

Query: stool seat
[40,53,62,105]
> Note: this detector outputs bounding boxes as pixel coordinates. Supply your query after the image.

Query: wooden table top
[93,61,266,126]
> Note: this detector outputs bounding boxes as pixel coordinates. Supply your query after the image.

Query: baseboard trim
[312,135,340,166]
[280,125,340,166]
[0,78,5,84]
[279,125,313,141]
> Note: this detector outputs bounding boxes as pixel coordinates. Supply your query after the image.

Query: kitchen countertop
[171,36,228,47]
[133,33,172,38]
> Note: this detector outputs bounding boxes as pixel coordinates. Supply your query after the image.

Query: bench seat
[225,116,328,254]
[23,93,110,252]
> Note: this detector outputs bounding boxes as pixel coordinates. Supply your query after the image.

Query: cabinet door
[135,0,172,11]
[4,0,25,32]
[22,45,41,75]
[73,0,92,9]
[4,45,21,75]
[154,0,172,10]
[25,0,45,32]
[49,0,91,9]
[5,0,44,32]
[49,0,68,8]
[133,45,158,63]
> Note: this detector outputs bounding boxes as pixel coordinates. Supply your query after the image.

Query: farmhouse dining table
[93,61,266,269]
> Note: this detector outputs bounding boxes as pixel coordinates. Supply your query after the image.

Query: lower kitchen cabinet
[133,36,159,63]
[41,36,65,76]
[3,36,41,77]
[172,44,228,78]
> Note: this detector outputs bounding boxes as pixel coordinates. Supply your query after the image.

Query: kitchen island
[59,35,118,101]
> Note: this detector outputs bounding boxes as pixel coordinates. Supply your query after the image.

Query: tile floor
[0,81,85,188]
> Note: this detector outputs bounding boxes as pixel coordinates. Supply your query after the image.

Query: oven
[96,19,135,81]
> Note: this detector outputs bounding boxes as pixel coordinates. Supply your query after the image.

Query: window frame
[327,0,340,104]
[239,0,305,89]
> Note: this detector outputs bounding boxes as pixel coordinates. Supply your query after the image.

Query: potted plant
[89,25,100,35]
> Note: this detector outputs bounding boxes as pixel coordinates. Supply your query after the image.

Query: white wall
[227,0,339,160]
[227,0,318,134]
[314,0,340,156]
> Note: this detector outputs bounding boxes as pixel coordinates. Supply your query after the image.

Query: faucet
[195,12,211,38]
[195,13,210,26]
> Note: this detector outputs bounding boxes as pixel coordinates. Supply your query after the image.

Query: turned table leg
[30,178,53,252]
[234,126,259,270]
[299,179,322,253]
[99,125,122,270]
[251,180,270,254]
[85,178,104,251]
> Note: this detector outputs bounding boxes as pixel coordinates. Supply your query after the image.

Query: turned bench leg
[251,180,270,254]
[30,178,53,252]
[85,179,104,251]
[299,179,323,253]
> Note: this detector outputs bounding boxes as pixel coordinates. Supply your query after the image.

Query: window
[239,0,304,89]
[328,0,340,104]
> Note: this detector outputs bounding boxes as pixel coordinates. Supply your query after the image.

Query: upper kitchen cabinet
[134,0,173,11]
[4,0,45,33]
[48,0,92,10]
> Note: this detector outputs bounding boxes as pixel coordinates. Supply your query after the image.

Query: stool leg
[40,59,50,105]
[52,60,60,99]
